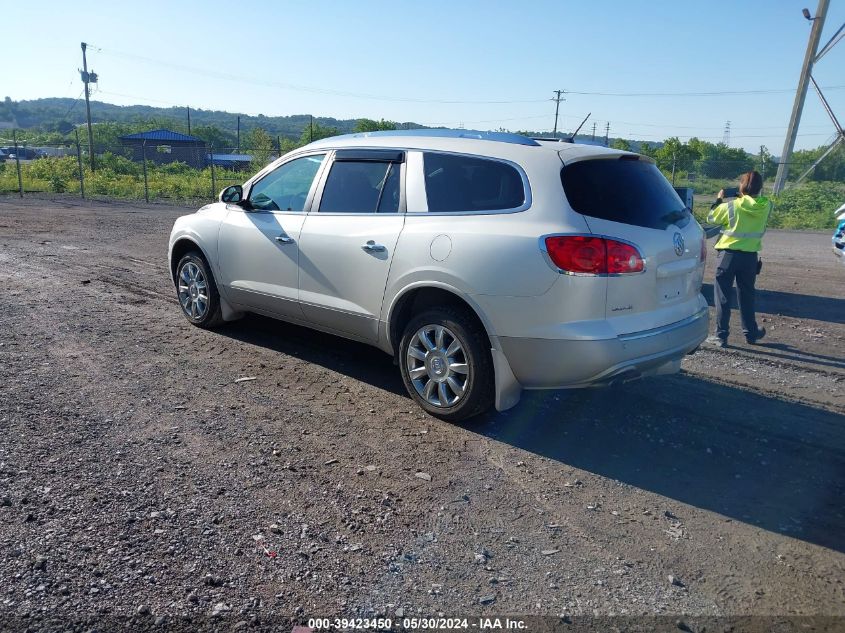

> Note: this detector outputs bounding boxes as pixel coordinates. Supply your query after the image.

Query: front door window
[248,154,326,211]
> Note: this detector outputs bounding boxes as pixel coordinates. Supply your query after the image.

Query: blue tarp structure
[206,153,253,168]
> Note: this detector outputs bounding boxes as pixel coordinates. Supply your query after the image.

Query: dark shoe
[705,335,728,348]
[745,327,766,345]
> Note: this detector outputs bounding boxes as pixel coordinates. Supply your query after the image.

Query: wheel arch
[386,284,495,356]
[386,283,522,414]
[169,236,243,323]
[170,237,210,285]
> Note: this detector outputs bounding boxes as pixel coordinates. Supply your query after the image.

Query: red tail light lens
[606,239,645,273]
[544,236,644,275]
[544,236,607,274]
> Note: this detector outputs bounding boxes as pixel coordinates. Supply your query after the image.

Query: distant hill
[0,97,662,151]
[0,97,422,139]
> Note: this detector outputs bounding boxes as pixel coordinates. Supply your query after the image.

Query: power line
[568,85,845,97]
[91,45,548,105]
[607,119,833,131]
[617,130,833,140]
[92,44,845,104]
[60,88,86,120]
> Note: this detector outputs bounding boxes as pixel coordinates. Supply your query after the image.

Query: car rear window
[423,152,525,213]
[561,157,690,230]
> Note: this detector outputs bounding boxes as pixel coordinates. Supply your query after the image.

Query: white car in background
[833,202,845,263]
[168,130,708,421]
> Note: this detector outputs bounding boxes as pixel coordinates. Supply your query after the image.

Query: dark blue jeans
[714,249,760,340]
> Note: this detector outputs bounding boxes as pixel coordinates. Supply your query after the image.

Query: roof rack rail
[327,129,541,147]
[531,137,574,143]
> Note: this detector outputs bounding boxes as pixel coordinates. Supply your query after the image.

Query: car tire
[175,251,224,328]
[399,306,495,422]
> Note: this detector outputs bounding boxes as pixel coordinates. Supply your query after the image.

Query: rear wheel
[175,252,224,328]
[398,307,494,421]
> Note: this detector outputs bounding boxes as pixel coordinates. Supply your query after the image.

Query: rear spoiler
[702,224,722,239]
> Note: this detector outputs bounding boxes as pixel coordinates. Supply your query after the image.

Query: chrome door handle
[275,235,295,244]
[361,241,386,253]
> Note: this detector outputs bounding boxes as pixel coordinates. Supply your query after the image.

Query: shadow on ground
[702,282,845,325]
[222,314,845,554]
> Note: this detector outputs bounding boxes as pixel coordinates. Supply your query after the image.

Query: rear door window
[319,160,401,213]
[423,152,525,212]
[561,158,689,230]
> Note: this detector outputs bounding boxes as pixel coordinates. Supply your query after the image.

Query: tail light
[544,236,644,275]
[700,237,707,264]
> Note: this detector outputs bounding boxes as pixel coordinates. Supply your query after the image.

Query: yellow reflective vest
[707,194,772,252]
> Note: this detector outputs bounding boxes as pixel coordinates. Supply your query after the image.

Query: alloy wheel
[177,261,209,319]
[406,324,469,408]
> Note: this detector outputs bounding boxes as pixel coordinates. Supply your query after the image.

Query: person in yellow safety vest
[705,170,772,348]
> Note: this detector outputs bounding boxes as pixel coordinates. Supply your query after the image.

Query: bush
[97,152,141,177]
[49,173,68,193]
[156,161,192,176]
[770,181,845,230]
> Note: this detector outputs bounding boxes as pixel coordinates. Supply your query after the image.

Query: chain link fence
[0,139,279,205]
[1,137,842,230]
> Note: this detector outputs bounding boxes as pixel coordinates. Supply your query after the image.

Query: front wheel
[398,307,494,422]
[175,252,224,328]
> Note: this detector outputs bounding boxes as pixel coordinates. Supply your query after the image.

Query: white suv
[169,130,708,420]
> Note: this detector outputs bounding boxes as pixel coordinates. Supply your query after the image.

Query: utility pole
[13,129,23,198]
[604,122,610,146]
[80,42,97,171]
[591,122,596,141]
[773,0,829,193]
[309,115,314,142]
[187,106,191,135]
[236,116,241,153]
[75,128,85,198]
[552,90,565,138]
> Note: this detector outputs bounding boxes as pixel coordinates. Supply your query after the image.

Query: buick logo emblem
[673,233,685,257]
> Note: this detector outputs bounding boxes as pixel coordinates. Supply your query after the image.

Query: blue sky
[5,0,844,152]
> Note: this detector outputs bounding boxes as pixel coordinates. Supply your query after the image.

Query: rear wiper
[660,208,690,224]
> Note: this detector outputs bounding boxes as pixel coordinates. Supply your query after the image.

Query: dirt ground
[0,196,843,630]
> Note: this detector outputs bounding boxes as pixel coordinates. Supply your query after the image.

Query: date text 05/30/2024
[307,618,528,630]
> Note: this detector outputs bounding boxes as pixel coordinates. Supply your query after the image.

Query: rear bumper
[498,308,708,390]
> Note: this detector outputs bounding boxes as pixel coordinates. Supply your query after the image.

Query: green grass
[2,157,842,230]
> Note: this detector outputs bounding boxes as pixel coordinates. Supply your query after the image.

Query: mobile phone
[722,187,739,198]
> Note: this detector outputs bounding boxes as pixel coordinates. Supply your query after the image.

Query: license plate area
[658,276,685,303]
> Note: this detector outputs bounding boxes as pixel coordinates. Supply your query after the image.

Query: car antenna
[566,112,591,143]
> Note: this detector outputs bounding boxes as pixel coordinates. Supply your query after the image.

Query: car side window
[423,152,525,213]
[319,161,400,213]
[248,154,325,211]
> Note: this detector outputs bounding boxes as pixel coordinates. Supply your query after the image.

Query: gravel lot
[0,197,843,630]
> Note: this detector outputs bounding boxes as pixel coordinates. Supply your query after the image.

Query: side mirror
[220,185,243,204]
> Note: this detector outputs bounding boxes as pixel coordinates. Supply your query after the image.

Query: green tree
[354,118,398,132]
[192,124,237,150]
[653,137,699,172]
[638,141,656,158]
[610,138,632,151]
[757,145,778,180]
[789,143,845,182]
[299,121,339,145]
[246,127,274,170]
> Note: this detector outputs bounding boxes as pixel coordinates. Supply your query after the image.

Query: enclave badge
[673,232,685,256]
